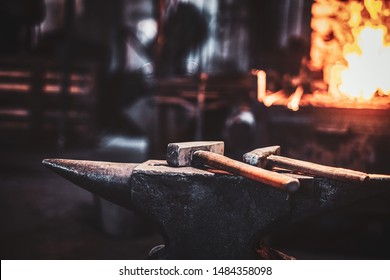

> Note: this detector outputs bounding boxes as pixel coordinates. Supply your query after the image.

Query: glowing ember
[287,86,304,111]
[256,70,266,102]
[263,91,285,107]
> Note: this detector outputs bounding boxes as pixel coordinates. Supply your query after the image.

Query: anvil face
[43,158,389,259]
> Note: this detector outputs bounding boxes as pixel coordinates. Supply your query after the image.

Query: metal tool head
[243,146,281,168]
[166,141,224,167]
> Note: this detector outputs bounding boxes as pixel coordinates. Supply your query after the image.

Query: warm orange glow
[263,91,285,107]
[338,26,390,100]
[348,2,363,28]
[0,84,30,91]
[331,0,390,101]
[44,84,89,95]
[287,86,304,111]
[256,70,266,102]
[364,0,382,20]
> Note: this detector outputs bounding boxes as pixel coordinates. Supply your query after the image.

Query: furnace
[252,0,390,173]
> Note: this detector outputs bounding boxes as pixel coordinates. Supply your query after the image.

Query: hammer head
[243,146,281,168]
[167,141,224,167]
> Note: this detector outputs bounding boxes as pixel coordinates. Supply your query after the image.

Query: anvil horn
[42,159,138,209]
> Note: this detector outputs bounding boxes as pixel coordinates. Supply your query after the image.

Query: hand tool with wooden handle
[243,146,369,184]
[166,141,300,192]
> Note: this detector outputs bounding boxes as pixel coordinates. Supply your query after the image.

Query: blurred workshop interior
[1,0,390,259]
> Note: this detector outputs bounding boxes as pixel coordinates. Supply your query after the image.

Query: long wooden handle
[266,155,369,183]
[193,151,300,192]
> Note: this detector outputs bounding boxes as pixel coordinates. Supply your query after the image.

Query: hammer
[166,141,300,192]
[243,146,369,184]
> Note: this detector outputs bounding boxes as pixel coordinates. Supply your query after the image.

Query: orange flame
[332,0,390,101]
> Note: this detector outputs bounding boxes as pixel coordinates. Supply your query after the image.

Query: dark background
[1,0,390,260]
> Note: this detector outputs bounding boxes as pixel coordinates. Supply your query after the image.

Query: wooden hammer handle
[193,151,300,192]
[267,155,369,183]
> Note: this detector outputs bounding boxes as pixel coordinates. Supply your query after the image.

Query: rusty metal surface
[43,158,390,259]
[42,159,137,210]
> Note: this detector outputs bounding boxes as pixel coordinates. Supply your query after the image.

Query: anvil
[43,158,390,259]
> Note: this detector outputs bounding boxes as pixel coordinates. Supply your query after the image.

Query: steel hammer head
[167,141,224,167]
[243,146,281,168]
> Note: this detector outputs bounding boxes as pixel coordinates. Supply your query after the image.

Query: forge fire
[257,0,390,110]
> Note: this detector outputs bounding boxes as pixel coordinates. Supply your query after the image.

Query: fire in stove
[255,0,390,110]
[329,0,390,101]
